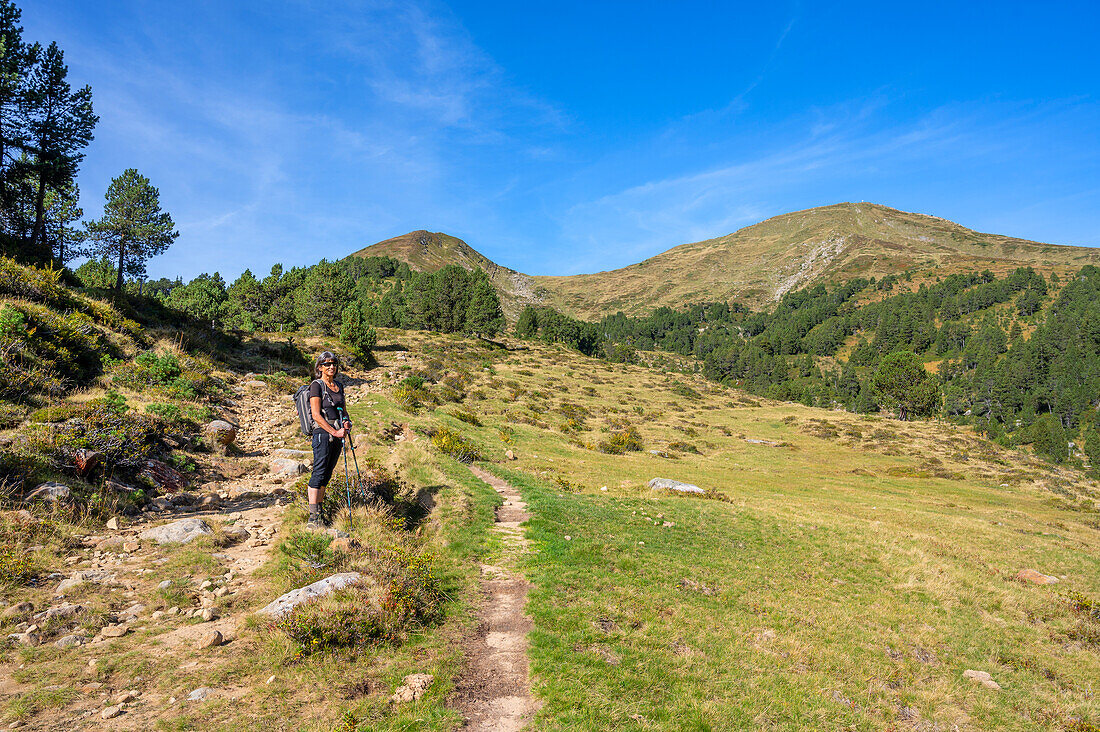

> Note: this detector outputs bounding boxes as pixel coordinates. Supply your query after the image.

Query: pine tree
[464,274,504,336]
[870,351,940,420]
[85,169,177,290]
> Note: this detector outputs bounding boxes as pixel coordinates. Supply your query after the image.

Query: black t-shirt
[309,379,346,431]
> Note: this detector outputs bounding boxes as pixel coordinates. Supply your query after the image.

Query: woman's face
[319,360,337,377]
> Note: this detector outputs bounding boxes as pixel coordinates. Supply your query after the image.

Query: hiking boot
[306,514,323,529]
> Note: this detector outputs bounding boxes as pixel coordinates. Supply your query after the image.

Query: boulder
[100,624,129,638]
[26,482,71,502]
[390,674,434,703]
[1016,569,1059,586]
[54,634,87,649]
[140,518,213,545]
[42,604,83,621]
[167,492,200,507]
[106,517,122,531]
[505,449,516,461]
[187,687,213,702]
[648,478,705,495]
[271,449,311,462]
[57,571,115,594]
[269,458,307,476]
[140,459,188,493]
[203,420,238,455]
[101,706,123,720]
[256,572,366,619]
[221,527,250,545]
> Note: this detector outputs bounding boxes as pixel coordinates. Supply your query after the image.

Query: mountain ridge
[351,203,1100,319]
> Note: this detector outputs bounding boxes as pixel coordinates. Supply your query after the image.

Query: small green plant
[597,425,643,454]
[428,426,481,463]
[452,409,481,426]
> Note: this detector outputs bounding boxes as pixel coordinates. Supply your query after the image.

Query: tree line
[1,0,177,288]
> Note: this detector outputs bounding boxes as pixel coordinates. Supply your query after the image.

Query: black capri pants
[308,431,343,489]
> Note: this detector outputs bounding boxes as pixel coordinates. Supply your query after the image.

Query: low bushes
[105,349,223,401]
[427,426,481,463]
[598,425,644,454]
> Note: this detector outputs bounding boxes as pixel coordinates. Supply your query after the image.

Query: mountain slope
[352,204,1100,320]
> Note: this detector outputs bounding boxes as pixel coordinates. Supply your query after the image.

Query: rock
[100,624,129,638]
[25,482,71,502]
[221,527,250,545]
[256,572,367,619]
[271,449,311,462]
[203,420,238,455]
[106,517,122,531]
[105,479,138,495]
[199,493,222,508]
[200,608,216,622]
[1016,569,1059,585]
[244,380,266,388]
[648,450,673,458]
[147,497,172,511]
[269,458,307,476]
[54,634,87,649]
[122,541,140,553]
[119,603,145,621]
[187,687,213,701]
[57,571,115,594]
[157,580,172,590]
[390,673,434,703]
[648,478,705,494]
[234,490,265,501]
[167,492,199,507]
[8,631,40,646]
[963,669,1001,690]
[196,629,223,649]
[140,459,188,493]
[112,691,137,704]
[140,518,213,545]
[505,449,516,461]
[101,706,122,719]
[2,602,32,618]
[43,604,84,621]
[74,449,102,477]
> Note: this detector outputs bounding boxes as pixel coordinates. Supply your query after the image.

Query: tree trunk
[30,170,48,262]
[115,241,125,291]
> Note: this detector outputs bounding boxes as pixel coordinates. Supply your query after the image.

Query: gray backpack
[294,379,333,436]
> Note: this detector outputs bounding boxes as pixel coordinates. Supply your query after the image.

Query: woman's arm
[311,396,344,437]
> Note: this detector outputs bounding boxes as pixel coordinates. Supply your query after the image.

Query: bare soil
[450,466,540,731]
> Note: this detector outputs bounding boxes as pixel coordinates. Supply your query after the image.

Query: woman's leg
[307,433,329,523]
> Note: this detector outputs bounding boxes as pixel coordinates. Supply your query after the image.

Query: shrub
[428,426,481,463]
[275,546,443,655]
[40,405,161,471]
[452,409,481,426]
[144,402,213,428]
[393,383,431,412]
[598,425,643,454]
[106,350,221,400]
[0,400,23,428]
[341,301,377,358]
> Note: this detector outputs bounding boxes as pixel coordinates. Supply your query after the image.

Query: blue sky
[23,0,1100,282]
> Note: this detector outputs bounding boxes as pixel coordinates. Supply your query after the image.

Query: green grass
[487,463,1100,731]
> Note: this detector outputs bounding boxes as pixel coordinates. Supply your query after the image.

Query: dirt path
[451,465,540,731]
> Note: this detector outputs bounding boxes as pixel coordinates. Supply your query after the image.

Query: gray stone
[256,572,366,619]
[101,705,122,719]
[26,482,70,502]
[105,480,138,494]
[648,477,705,494]
[200,608,216,622]
[269,458,307,475]
[100,624,129,638]
[187,687,213,701]
[106,517,122,531]
[57,571,115,594]
[54,634,87,649]
[271,449,311,461]
[157,580,172,591]
[119,603,145,620]
[221,527,250,545]
[147,497,172,511]
[140,518,213,545]
[8,631,40,646]
[43,604,84,621]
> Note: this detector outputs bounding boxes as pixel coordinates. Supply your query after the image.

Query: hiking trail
[451,465,541,731]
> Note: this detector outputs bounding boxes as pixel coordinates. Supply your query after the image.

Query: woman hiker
[307,351,352,527]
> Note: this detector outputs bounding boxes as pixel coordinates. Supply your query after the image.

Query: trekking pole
[338,407,356,525]
[338,406,364,485]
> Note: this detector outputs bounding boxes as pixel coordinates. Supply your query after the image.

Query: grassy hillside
[532,203,1100,318]
[3,261,1097,729]
[351,204,1100,320]
[379,329,1099,731]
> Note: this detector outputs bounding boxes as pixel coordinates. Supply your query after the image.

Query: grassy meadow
[384,329,1100,731]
